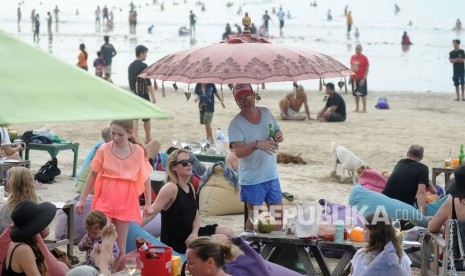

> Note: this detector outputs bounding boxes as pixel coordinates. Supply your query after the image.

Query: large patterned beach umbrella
[139,13,352,89]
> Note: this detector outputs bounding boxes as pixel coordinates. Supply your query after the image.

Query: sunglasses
[173,158,194,167]
[235,94,255,104]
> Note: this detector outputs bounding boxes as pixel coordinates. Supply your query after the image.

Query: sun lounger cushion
[358,169,388,193]
[349,184,429,227]
[360,242,409,276]
[224,237,301,276]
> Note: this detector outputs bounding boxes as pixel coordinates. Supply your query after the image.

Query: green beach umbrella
[0,29,171,125]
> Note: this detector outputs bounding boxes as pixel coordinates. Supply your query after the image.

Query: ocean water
[1,0,464,93]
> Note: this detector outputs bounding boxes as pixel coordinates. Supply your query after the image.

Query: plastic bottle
[295,202,308,238]
[335,220,345,243]
[459,144,464,166]
[215,128,223,155]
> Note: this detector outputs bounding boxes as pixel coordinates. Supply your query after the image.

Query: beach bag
[34,158,61,183]
[375,97,389,109]
[136,238,172,276]
[21,130,53,144]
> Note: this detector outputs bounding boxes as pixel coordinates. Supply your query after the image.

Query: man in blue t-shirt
[317,82,346,122]
[228,83,284,232]
[194,83,225,143]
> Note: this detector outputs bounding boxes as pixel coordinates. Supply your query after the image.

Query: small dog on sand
[331,142,366,184]
[277,152,307,165]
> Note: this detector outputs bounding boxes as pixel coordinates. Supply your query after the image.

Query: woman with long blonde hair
[0,167,41,235]
[146,149,234,254]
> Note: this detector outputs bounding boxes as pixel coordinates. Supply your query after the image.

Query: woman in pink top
[76,120,152,267]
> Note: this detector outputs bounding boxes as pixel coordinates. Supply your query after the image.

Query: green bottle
[268,123,278,148]
[268,123,276,140]
[459,144,465,166]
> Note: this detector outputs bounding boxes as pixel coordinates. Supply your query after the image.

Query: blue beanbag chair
[349,184,429,227]
[126,221,185,262]
[360,242,409,276]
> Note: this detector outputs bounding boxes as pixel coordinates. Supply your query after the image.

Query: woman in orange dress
[77,43,88,71]
[76,120,152,267]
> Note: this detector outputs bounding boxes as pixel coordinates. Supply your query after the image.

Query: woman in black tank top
[145,149,234,253]
[428,166,465,233]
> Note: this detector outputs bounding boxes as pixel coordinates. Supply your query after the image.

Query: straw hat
[10,200,56,242]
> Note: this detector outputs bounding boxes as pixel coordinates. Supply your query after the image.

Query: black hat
[10,200,56,242]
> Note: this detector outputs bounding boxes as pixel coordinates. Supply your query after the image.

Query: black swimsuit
[1,244,27,276]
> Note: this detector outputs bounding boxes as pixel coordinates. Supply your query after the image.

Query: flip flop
[282,192,294,201]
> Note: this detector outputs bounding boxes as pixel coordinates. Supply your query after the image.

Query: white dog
[331,142,366,184]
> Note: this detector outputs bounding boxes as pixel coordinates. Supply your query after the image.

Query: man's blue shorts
[453,72,465,86]
[352,80,368,97]
[240,178,282,206]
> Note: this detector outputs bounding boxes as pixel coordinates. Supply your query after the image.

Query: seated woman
[186,236,242,276]
[350,213,411,276]
[0,126,23,161]
[146,149,234,254]
[2,200,57,275]
[428,165,465,233]
[0,167,49,236]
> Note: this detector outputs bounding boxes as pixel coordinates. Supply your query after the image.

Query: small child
[78,210,119,268]
[93,51,105,78]
[349,213,411,275]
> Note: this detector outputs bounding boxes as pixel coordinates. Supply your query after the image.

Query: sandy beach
[10,87,464,275]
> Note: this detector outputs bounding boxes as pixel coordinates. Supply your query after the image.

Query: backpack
[35,158,61,183]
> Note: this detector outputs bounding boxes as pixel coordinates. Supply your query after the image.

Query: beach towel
[358,169,388,193]
[198,162,241,216]
[199,161,239,190]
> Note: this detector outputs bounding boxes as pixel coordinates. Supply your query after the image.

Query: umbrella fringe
[220,85,224,102]
[319,78,323,91]
[162,82,165,95]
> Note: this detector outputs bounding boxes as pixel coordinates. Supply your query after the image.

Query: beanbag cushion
[1,227,68,276]
[318,199,364,227]
[55,195,92,244]
[359,169,388,193]
[360,242,409,276]
[349,184,429,227]
[224,237,301,276]
[198,164,242,216]
[126,221,185,262]
[141,213,161,237]
[76,163,94,194]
